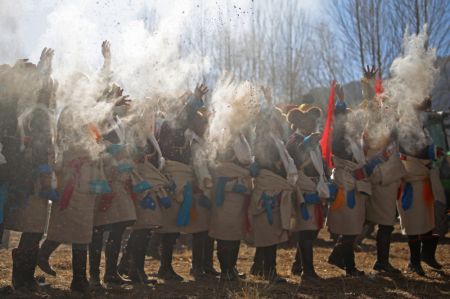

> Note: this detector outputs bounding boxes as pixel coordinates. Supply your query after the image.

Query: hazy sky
[0,0,325,65]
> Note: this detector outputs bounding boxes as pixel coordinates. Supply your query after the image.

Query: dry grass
[0,226,449,299]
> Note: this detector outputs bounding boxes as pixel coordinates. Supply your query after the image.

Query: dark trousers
[292,230,318,274]
[119,229,152,280]
[375,225,394,266]
[159,233,180,271]
[329,234,358,271]
[191,231,215,272]
[217,239,240,273]
[407,230,439,265]
[89,221,132,278]
[12,232,43,287]
[253,245,277,274]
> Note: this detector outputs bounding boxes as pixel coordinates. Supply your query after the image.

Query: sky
[0,0,325,65]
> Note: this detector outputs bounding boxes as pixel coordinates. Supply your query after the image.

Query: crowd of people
[0,40,448,295]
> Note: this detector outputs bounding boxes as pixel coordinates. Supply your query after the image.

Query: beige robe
[397,155,435,235]
[251,169,294,247]
[5,182,49,233]
[132,161,168,230]
[291,171,324,232]
[93,156,136,227]
[156,160,195,233]
[327,156,370,235]
[46,148,96,244]
[208,162,253,241]
[367,153,406,226]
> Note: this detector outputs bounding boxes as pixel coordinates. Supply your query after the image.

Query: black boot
[373,225,400,274]
[407,236,425,276]
[118,231,135,278]
[263,246,286,284]
[190,232,206,278]
[328,242,345,269]
[291,246,302,276]
[157,233,183,281]
[23,247,40,291]
[89,227,103,286]
[203,235,219,276]
[129,230,156,284]
[147,232,161,260]
[37,240,59,277]
[104,233,129,285]
[300,240,320,280]
[342,236,364,277]
[421,234,442,270]
[71,247,89,293]
[250,247,264,276]
[12,248,26,290]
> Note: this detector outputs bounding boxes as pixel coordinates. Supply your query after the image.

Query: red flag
[320,80,337,168]
[375,74,384,95]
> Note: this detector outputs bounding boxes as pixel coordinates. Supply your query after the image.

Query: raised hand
[102,40,111,61]
[115,94,132,107]
[37,48,54,76]
[194,83,208,99]
[363,65,378,80]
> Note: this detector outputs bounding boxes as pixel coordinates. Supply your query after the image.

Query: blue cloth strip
[89,180,112,194]
[37,164,52,175]
[401,182,413,211]
[215,177,232,207]
[303,193,321,204]
[232,182,248,194]
[300,203,310,220]
[133,181,152,193]
[346,190,356,209]
[0,183,8,223]
[328,183,338,201]
[261,192,277,225]
[176,182,193,227]
[116,163,134,174]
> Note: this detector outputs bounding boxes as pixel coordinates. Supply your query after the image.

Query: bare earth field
[0,228,449,299]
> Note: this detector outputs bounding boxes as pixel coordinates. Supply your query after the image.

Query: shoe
[157,267,184,281]
[233,268,246,279]
[346,268,365,277]
[328,255,345,270]
[103,273,131,285]
[301,270,321,281]
[190,267,206,279]
[37,256,57,277]
[407,263,425,276]
[89,274,102,287]
[291,266,302,277]
[250,264,264,277]
[70,277,90,293]
[220,270,238,281]
[421,257,443,270]
[204,266,220,276]
[373,262,401,274]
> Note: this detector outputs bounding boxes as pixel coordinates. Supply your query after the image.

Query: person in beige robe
[209,133,254,281]
[3,53,57,292]
[117,134,170,284]
[250,108,297,284]
[326,93,367,277]
[286,104,331,280]
[155,84,209,282]
[398,138,442,275]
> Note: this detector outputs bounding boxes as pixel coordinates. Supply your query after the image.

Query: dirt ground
[0,227,449,299]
